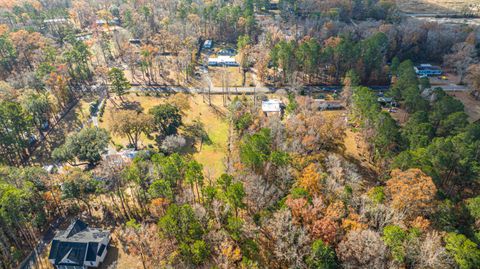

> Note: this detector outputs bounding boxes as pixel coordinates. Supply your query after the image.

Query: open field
[99,93,229,178]
[396,0,480,15]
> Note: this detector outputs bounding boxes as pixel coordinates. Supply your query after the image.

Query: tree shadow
[120,100,142,111]
[99,245,119,269]
[30,102,86,165]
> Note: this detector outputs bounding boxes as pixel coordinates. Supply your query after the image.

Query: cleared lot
[397,0,480,15]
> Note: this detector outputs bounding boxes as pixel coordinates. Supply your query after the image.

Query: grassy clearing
[100,93,229,178]
[208,66,255,87]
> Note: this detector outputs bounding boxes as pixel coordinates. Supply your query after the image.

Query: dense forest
[1,0,480,268]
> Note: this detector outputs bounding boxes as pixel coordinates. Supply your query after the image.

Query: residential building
[208,56,239,67]
[49,219,110,269]
[262,99,284,116]
[414,64,443,76]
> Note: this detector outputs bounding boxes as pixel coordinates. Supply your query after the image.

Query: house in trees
[48,219,110,269]
[203,40,213,49]
[208,56,239,67]
[95,19,107,27]
[262,99,284,116]
[377,97,397,107]
[414,64,443,76]
[43,18,69,25]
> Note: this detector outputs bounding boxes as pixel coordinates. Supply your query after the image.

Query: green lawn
[100,93,229,178]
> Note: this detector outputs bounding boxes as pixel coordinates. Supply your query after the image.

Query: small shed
[203,40,213,49]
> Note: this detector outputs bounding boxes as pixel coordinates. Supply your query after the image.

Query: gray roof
[55,219,109,243]
[378,97,394,103]
[49,220,109,266]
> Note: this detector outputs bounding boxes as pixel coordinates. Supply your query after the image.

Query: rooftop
[49,220,110,266]
[415,65,442,71]
[262,99,284,112]
[54,219,109,243]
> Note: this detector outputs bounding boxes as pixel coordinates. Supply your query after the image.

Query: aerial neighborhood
[1,0,480,269]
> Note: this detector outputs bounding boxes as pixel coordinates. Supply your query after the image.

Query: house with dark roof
[49,219,110,269]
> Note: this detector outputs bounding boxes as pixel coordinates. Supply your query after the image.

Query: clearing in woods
[99,93,229,179]
[396,0,480,14]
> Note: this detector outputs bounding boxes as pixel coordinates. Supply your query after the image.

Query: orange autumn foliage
[298,163,323,196]
[285,196,325,226]
[342,213,368,232]
[410,216,431,231]
[311,217,339,244]
[220,241,242,264]
[150,198,170,217]
[325,201,346,221]
[0,24,8,35]
[46,72,70,107]
[386,168,437,218]
[285,197,309,224]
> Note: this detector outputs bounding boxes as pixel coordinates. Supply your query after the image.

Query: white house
[262,99,284,115]
[49,220,110,269]
[414,64,443,76]
[208,56,239,67]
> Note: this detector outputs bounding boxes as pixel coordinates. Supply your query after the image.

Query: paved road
[132,85,275,94]
[131,84,467,95]
[132,85,390,94]
[437,84,468,91]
